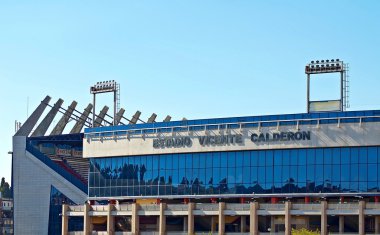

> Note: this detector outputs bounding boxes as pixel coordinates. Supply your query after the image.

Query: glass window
[341,148,350,164]
[258,151,266,167]
[351,148,359,164]
[236,152,243,167]
[332,148,341,165]
[307,149,315,164]
[359,148,368,164]
[290,150,298,165]
[316,149,324,164]
[324,149,332,165]
[368,147,377,164]
[298,149,306,165]
[274,150,282,166]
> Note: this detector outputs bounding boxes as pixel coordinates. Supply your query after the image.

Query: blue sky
[1,1,380,182]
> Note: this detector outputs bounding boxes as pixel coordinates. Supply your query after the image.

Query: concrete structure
[10,93,380,234]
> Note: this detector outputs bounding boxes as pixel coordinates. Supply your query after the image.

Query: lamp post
[90,81,119,126]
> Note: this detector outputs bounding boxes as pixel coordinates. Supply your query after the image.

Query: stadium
[11,60,380,235]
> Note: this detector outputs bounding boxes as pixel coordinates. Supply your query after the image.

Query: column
[321,201,327,235]
[375,216,380,234]
[250,202,258,235]
[132,203,139,235]
[241,215,247,232]
[339,216,344,234]
[211,216,216,233]
[84,203,91,235]
[107,204,115,235]
[183,217,188,232]
[359,201,365,235]
[219,202,225,235]
[188,203,195,235]
[159,203,166,235]
[61,204,68,235]
[285,201,291,235]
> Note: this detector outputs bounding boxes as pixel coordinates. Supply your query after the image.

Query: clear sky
[1,1,380,183]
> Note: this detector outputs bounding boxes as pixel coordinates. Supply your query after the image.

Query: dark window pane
[368,147,377,164]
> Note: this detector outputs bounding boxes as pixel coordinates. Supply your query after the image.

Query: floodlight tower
[305,59,349,113]
[90,80,120,126]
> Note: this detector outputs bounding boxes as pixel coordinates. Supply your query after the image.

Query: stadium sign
[251,131,311,143]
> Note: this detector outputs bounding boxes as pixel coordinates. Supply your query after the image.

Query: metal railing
[292,204,321,210]
[166,204,188,211]
[68,205,84,212]
[259,204,285,210]
[195,204,219,211]
[328,203,359,210]
[225,203,250,211]
[85,114,380,141]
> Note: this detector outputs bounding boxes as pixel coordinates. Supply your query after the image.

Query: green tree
[0,177,12,198]
[292,228,319,235]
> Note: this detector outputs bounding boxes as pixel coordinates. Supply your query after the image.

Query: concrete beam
[107,204,115,235]
[285,201,291,235]
[250,202,258,235]
[84,204,91,235]
[31,98,64,137]
[359,201,365,235]
[93,106,109,127]
[219,202,225,235]
[147,113,157,123]
[188,203,194,235]
[114,108,125,125]
[70,104,93,134]
[163,115,171,122]
[132,203,139,235]
[50,101,77,135]
[62,204,68,235]
[321,201,327,235]
[129,111,141,124]
[15,96,51,136]
[159,203,166,235]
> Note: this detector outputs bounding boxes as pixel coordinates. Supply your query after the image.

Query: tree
[0,177,12,198]
[292,228,319,235]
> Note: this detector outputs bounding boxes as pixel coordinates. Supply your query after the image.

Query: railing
[225,203,250,211]
[69,205,84,212]
[328,203,359,210]
[25,142,87,193]
[259,204,285,210]
[115,204,133,211]
[195,204,219,211]
[92,205,108,211]
[166,204,188,211]
[292,204,321,210]
[365,202,380,209]
[85,112,380,140]
[140,204,160,211]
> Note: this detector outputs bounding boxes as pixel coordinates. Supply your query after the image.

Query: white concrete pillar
[250,202,258,235]
[61,204,68,235]
[241,215,247,232]
[84,203,91,235]
[211,216,216,232]
[285,201,291,235]
[219,202,225,235]
[188,203,195,235]
[107,204,115,235]
[375,216,380,234]
[159,203,166,235]
[359,201,365,235]
[183,216,188,232]
[132,203,139,235]
[321,201,327,235]
[339,216,344,234]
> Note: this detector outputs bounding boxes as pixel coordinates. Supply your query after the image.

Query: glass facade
[89,146,380,198]
[48,186,83,235]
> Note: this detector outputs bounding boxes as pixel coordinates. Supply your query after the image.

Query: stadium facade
[11,95,380,235]
[10,73,380,235]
